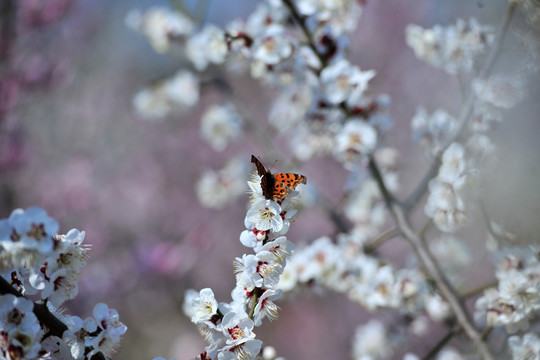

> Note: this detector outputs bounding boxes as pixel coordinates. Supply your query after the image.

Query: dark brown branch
[368,155,395,206]
[0,276,107,360]
[281,0,328,70]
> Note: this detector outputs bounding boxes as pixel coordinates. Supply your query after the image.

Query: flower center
[229,326,245,340]
[259,207,275,219]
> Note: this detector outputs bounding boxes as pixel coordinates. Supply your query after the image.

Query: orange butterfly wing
[272,173,307,201]
[251,155,307,201]
[273,173,307,188]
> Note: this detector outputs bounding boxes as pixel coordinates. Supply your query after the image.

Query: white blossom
[245,199,283,233]
[411,108,457,156]
[509,332,540,360]
[200,104,243,152]
[133,70,200,119]
[186,25,228,71]
[320,59,375,105]
[125,7,194,53]
[438,142,468,186]
[218,313,262,360]
[163,70,200,107]
[352,319,392,360]
[63,315,98,360]
[0,294,43,360]
[268,85,312,131]
[473,74,526,109]
[426,294,452,322]
[0,206,58,270]
[335,119,378,167]
[87,303,127,358]
[189,288,219,324]
[234,252,284,290]
[196,158,247,209]
[252,289,281,326]
[425,178,468,233]
[132,87,172,119]
[289,122,337,161]
[406,18,493,74]
[252,24,293,65]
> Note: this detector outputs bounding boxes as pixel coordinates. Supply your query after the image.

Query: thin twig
[364,227,399,253]
[478,3,517,80]
[391,203,495,360]
[461,281,498,299]
[478,200,517,246]
[421,326,462,360]
[368,155,395,206]
[419,218,433,239]
[248,290,259,319]
[368,155,495,359]
[281,0,327,70]
[404,159,440,210]
[480,326,492,341]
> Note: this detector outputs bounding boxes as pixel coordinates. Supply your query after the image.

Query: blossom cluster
[424,142,471,233]
[195,157,248,210]
[406,18,494,75]
[343,147,399,242]
[277,234,459,326]
[0,207,126,360]
[132,70,200,119]
[475,245,540,334]
[182,170,303,360]
[125,0,540,359]
[126,1,389,169]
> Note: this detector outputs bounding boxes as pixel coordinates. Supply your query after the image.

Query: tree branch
[364,227,399,253]
[421,326,462,360]
[281,0,328,70]
[368,156,495,360]
[394,205,495,360]
[0,276,108,360]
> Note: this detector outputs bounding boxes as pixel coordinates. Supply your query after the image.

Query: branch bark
[0,276,108,360]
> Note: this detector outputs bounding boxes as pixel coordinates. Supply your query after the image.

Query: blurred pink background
[2,0,539,359]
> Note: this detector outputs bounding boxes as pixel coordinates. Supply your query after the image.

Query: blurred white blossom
[186,25,228,71]
[508,332,540,360]
[125,7,194,53]
[196,157,247,209]
[133,70,200,119]
[406,18,493,74]
[200,104,243,151]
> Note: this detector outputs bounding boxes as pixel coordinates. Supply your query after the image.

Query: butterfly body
[251,155,307,201]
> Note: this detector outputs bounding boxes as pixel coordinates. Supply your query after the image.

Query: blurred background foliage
[1,0,539,359]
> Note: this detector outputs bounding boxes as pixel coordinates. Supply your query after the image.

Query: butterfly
[251,155,307,201]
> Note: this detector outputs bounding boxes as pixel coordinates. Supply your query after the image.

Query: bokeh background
[1,0,539,359]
